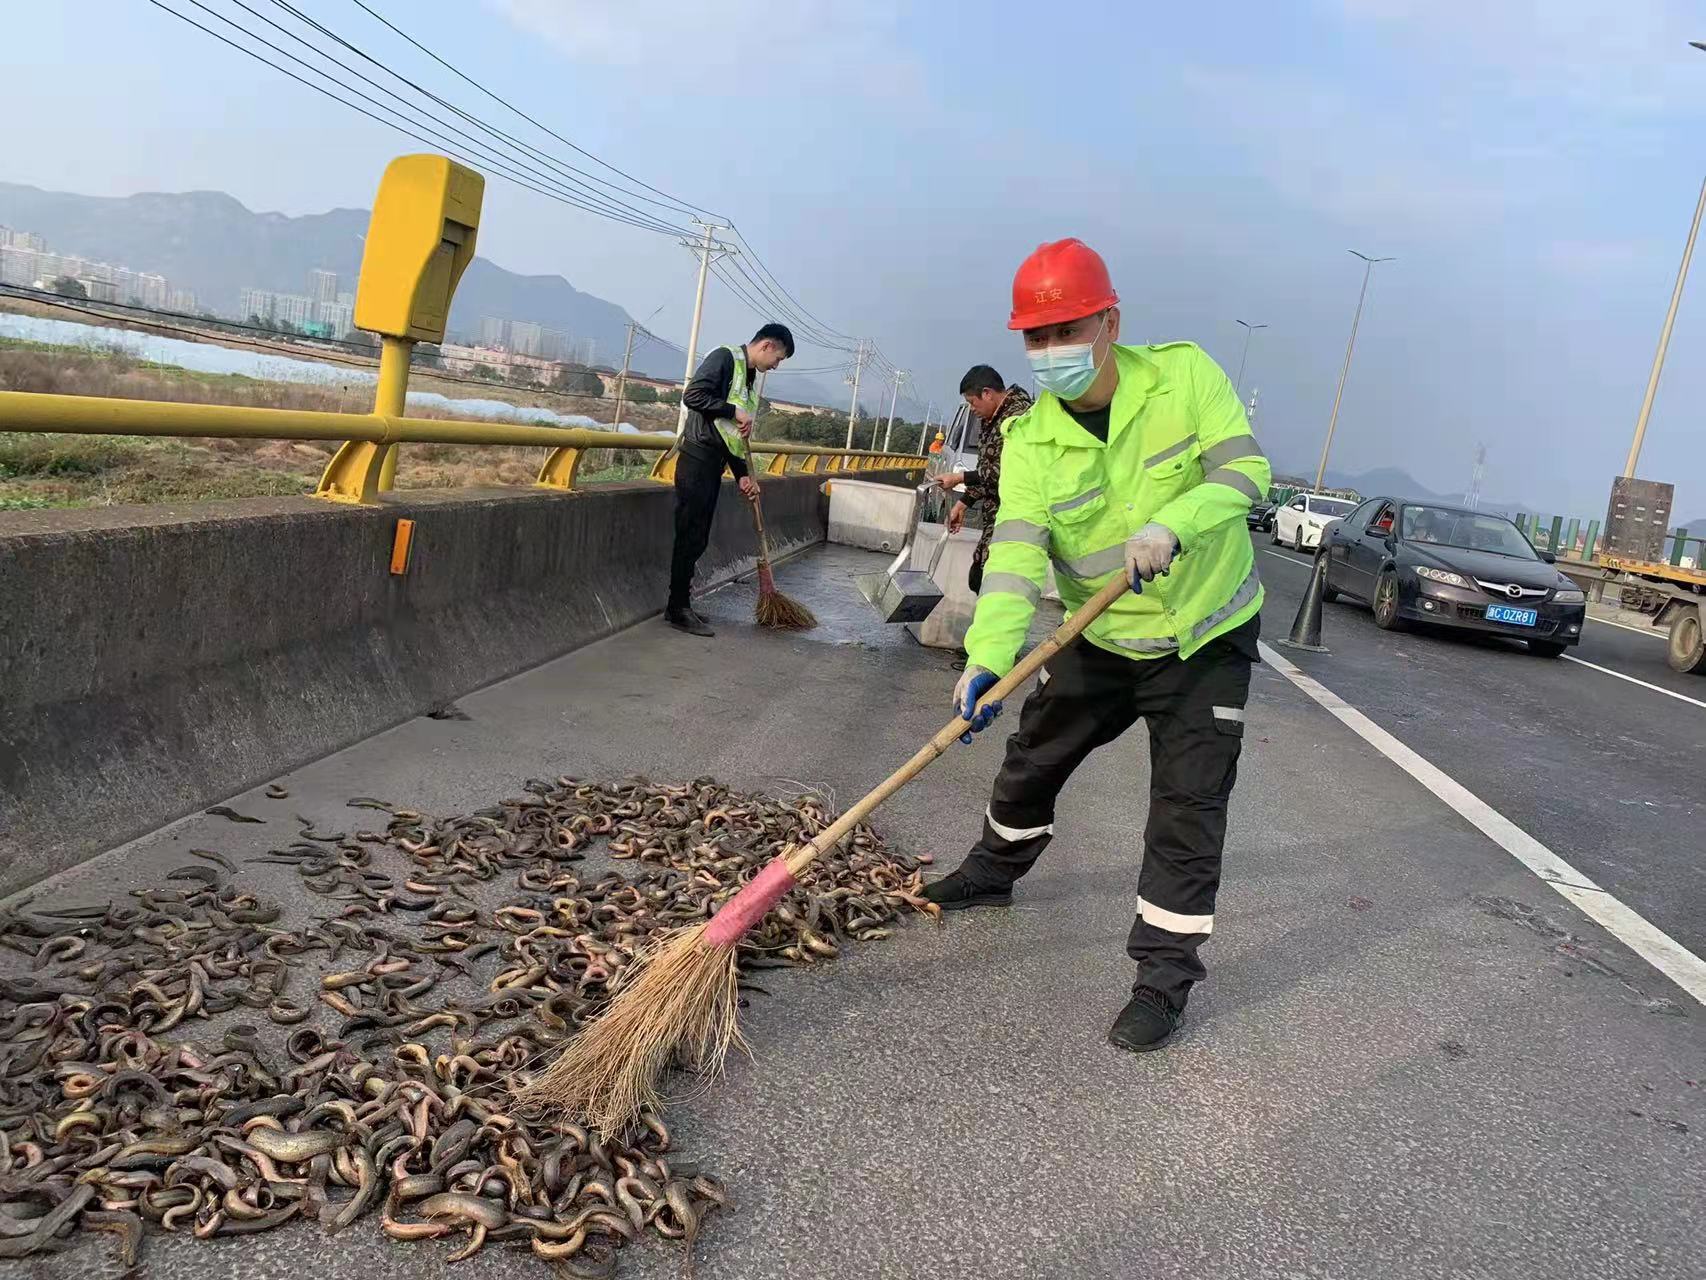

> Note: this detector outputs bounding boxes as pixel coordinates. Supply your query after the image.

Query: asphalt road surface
[1257,540,1706,960]
[13,541,1704,1280]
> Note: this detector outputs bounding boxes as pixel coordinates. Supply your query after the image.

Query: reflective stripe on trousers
[957,621,1257,1006]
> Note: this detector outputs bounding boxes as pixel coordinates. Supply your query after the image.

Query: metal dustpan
[856,485,949,623]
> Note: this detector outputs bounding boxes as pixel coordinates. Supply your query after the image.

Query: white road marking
[1560,654,1706,711]
[1262,549,1310,567]
[1258,639,1706,1007]
[1587,614,1665,640]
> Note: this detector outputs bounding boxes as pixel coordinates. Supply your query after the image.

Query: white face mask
[1026,315,1108,400]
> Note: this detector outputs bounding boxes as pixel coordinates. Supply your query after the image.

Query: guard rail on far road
[0,388,925,505]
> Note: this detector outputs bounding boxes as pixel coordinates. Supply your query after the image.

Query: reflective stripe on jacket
[964,342,1270,675]
[715,344,757,461]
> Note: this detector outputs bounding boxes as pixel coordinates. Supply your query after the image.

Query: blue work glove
[954,666,1001,744]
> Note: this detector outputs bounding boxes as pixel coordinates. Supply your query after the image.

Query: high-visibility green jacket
[964,341,1270,675]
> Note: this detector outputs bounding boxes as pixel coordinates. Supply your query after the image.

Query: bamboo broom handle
[783,573,1131,877]
[750,487,775,566]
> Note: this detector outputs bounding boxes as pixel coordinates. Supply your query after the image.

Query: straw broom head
[754,588,818,631]
[512,922,743,1135]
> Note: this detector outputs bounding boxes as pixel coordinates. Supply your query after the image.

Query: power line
[144,0,899,383]
[267,0,698,230]
[149,0,693,237]
[347,0,721,222]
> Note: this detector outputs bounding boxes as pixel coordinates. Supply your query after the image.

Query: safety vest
[715,344,757,462]
[964,342,1271,674]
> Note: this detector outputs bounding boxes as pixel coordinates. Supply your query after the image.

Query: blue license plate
[1485,605,1538,627]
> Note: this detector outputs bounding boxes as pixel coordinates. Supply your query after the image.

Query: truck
[1597,553,1706,673]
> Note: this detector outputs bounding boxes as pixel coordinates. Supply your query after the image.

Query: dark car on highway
[1246,499,1275,532]
[1318,498,1588,656]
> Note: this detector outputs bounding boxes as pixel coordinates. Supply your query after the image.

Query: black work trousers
[669,449,725,612]
[959,622,1256,1008]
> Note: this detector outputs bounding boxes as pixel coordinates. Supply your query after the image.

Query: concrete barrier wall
[0,475,826,892]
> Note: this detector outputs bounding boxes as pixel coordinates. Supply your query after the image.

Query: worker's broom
[750,491,817,631]
[515,573,1132,1134]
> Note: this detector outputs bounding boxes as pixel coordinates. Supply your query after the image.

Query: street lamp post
[1313,250,1394,493]
[1233,319,1268,396]
[1624,40,1706,477]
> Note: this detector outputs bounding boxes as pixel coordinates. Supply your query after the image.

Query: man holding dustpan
[924,239,1270,1054]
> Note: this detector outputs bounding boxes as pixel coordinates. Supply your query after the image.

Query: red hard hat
[1008,238,1119,331]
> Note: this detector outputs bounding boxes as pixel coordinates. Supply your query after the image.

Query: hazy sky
[7,0,1706,518]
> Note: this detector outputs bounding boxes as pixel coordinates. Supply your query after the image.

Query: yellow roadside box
[354,154,483,343]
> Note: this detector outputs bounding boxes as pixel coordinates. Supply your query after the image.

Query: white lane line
[1588,614,1665,640]
[1258,639,1706,1007]
[1262,550,1310,567]
[1560,653,1706,711]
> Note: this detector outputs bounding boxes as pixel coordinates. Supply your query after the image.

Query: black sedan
[1246,500,1275,532]
[1318,499,1588,656]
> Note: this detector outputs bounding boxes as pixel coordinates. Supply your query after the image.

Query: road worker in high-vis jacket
[666,323,795,636]
[923,239,1270,1053]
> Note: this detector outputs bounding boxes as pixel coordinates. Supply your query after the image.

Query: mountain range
[0,182,841,406]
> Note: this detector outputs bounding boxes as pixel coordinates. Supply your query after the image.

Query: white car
[1272,493,1358,551]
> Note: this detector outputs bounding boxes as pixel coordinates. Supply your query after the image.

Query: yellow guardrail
[0,388,926,504]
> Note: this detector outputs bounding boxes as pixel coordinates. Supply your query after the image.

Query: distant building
[239,287,274,321]
[315,299,354,337]
[0,245,42,286]
[309,269,339,305]
[273,293,313,329]
[336,290,355,307]
[238,287,314,328]
[479,315,509,348]
[0,227,46,253]
[168,288,199,313]
[79,277,120,303]
[509,321,545,357]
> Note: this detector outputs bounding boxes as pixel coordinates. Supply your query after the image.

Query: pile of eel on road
[0,776,934,1274]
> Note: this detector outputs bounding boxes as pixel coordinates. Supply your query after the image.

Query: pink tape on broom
[703,856,796,947]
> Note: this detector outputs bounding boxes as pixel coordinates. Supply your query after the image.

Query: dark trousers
[669,450,724,611]
[959,624,1256,1007]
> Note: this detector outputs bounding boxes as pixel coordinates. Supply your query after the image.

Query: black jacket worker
[667,323,795,636]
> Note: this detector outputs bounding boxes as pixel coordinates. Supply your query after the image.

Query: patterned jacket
[964,384,1033,567]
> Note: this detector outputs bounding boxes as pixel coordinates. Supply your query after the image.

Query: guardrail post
[648,451,678,484]
[1564,517,1580,556]
[535,446,585,491]
[1547,515,1563,552]
[316,335,412,504]
[1583,519,1600,560]
[765,453,789,476]
[1671,527,1688,566]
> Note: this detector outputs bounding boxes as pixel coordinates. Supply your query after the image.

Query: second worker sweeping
[925,239,1270,1054]
[666,323,795,637]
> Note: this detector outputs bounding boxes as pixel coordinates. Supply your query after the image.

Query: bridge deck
[18,541,1704,1280]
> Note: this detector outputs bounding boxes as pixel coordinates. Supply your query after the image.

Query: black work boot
[921,869,1013,911]
[1108,987,1183,1053]
[665,607,714,637]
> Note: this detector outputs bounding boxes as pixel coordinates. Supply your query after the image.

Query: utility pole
[844,340,869,450]
[677,219,731,434]
[611,320,636,427]
[883,370,907,451]
[1313,249,1394,493]
[1233,319,1267,397]
[1625,172,1706,477]
[919,401,934,453]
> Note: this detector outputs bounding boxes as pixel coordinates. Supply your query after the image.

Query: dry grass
[0,339,677,508]
[512,924,742,1136]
